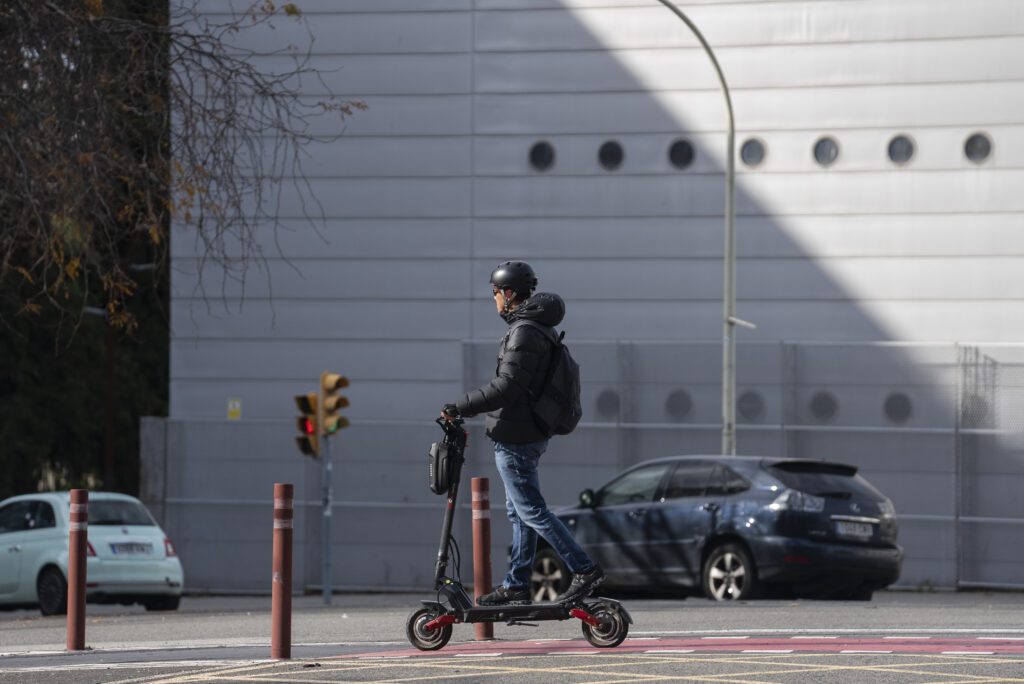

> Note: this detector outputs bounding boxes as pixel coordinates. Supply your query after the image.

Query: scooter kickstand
[506,619,539,627]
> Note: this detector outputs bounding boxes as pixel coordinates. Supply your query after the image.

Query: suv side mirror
[579,489,595,508]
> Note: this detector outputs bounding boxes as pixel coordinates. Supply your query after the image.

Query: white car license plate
[110,542,153,555]
[836,521,873,539]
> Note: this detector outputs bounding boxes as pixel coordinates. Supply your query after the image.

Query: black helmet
[490,261,537,296]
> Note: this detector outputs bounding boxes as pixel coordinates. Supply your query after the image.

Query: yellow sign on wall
[227,398,242,420]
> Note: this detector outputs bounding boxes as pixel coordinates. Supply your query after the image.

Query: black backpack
[515,321,583,437]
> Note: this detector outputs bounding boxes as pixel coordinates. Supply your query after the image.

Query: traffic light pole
[321,434,332,606]
[295,371,348,603]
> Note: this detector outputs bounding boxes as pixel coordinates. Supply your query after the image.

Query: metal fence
[466,339,1024,591]
[143,341,1024,593]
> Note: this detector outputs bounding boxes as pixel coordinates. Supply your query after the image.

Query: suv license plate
[110,542,152,555]
[836,521,873,539]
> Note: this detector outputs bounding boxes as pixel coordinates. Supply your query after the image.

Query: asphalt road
[3,590,1024,682]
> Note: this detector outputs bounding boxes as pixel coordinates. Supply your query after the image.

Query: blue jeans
[494,440,594,589]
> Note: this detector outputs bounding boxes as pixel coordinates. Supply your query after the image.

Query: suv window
[597,463,670,506]
[89,500,154,526]
[662,462,716,499]
[766,461,883,500]
[707,465,752,496]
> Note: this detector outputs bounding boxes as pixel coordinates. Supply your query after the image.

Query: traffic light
[320,372,350,436]
[294,392,319,457]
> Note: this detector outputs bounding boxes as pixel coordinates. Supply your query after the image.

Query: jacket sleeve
[455,324,547,416]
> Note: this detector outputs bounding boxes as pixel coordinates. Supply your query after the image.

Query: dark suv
[531,455,902,601]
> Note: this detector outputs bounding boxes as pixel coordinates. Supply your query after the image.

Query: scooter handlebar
[435,415,468,449]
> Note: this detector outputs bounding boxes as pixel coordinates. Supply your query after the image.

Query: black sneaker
[476,585,531,606]
[555,565,605,604]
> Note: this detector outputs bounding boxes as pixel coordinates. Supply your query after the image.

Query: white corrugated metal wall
[156,0,1024,593]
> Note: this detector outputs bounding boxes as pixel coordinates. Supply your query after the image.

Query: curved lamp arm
[653,0,739,455]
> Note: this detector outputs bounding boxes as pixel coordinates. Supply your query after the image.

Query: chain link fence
[142,342,1024,593]
[466,340,1024,590]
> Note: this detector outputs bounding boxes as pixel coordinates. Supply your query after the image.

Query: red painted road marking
[341,636,1024,659]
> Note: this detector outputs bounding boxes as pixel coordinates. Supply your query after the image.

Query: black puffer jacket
[455,292,565,444]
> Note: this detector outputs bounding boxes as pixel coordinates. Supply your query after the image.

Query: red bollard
[66,489,88,651]
[271,483,293,660]
[471,477,494,640]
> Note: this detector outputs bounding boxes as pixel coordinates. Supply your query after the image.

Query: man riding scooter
[442,261,604,606]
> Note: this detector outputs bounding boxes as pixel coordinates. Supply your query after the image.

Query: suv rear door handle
[7,545,21,553]
[700,503,720,513]
[628,509,649,518]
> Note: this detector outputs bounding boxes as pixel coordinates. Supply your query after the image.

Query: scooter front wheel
[581,599,629,648]
[406,606,453,651]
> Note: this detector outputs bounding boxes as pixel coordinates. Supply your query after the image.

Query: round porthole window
[598,141,624,171]
[666,389,693,420]
[596,389,621,419]
[740,138,766,168]
[887,135,915,165]
[529,141,555,172]
[809,391,838,421]
[737,390,765,422]
[668,139,695,170]
[813,136,839,167]
[884,392,913,424]
[964,133,992,164]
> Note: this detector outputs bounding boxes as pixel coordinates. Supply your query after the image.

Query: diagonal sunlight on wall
[549,0,1024,347]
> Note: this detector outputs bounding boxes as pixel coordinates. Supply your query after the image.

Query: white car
[0,492,184,615]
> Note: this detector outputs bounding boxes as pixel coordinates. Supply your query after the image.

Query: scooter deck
[459,601,574,623]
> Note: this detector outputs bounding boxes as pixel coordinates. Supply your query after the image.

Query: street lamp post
[653,0,750,455]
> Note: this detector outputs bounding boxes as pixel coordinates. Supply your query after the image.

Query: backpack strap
[509,320,563,400]
[511,319,561,346]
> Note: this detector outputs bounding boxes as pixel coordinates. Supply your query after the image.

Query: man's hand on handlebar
[441,404,477,422]
[441,404,460,422]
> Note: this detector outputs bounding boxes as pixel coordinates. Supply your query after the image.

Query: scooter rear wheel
[406,606,453,651]
[581,599,629,648]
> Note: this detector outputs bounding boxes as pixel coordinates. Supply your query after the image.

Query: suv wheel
[702,543,757,601]
[530,547,569,602]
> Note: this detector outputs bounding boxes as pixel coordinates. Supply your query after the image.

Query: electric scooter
[405,416,631,651]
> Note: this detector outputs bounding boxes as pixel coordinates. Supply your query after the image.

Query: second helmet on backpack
[490,261,538,296]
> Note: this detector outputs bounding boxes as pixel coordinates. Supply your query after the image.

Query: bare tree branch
[0,0,365,341]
